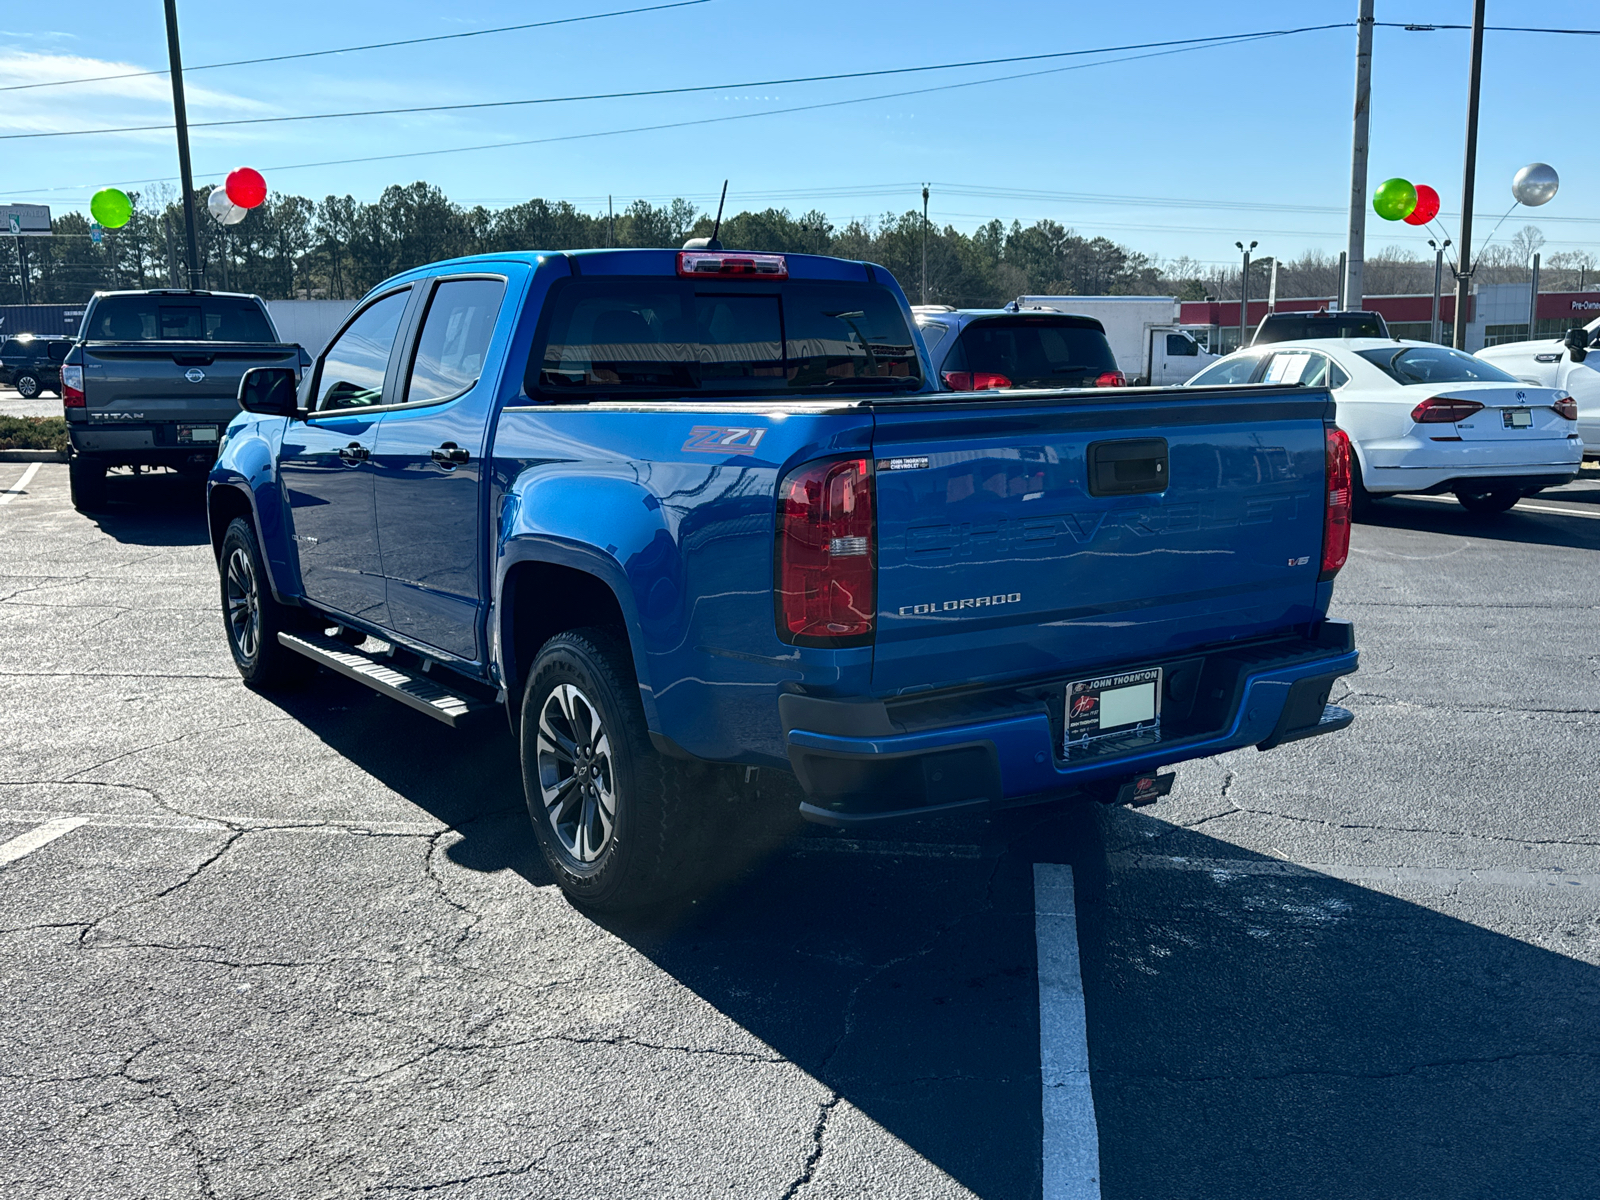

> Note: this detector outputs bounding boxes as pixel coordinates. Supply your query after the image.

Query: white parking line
[1398,493,1600,520]
[1035,863,1101,1200]
[1111,851,1600,891]
[0,461,41,506]
[0,817,88,866]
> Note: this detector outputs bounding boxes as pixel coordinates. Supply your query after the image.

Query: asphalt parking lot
[3,461,1598,1199]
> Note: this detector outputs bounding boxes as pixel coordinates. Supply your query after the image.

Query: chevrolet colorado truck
[62,289,308,511]
[208,247,1359,910]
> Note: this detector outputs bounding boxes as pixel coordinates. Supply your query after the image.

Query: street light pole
[1528,252,1541,340]
[921,184,930,305]
[1451,0,1487,349]
[1236,240,1257,350]
[1427,238,1450,344]
[1344,0,1375,311]
[163,0,202,289]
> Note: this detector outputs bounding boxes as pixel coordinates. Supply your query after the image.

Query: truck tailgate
[83,342,301,425]
[869,387,1332,694]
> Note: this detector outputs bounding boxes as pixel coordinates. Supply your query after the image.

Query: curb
[0,449,67,462]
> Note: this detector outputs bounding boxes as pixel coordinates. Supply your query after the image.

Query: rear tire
[1455,488,1520,514]
[520,627,707,912]
[219,517,315,689]
[68,457,107,512]
[14,373,40,400]
[1350,452,1376,520]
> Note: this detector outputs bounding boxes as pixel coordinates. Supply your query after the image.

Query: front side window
[529,278,922,397]
[1187,354,1264,386]
[1166,333,1198,357]
[316,289,410,412]
[1356,345,1518,385]
[405,279,506,405]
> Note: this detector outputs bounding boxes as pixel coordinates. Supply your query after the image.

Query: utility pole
[921,184,930,305]
[163,0,202,289]
[1452,0,1487,350]
[15,237,31,307]
[1335,251,1347,310]
[1344,0,1375,311]
[608,195,614,247]
[1236,240,1257,350]
[1528,251,1541,339]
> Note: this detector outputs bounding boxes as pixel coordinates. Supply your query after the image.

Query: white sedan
[1185,337,1583,514]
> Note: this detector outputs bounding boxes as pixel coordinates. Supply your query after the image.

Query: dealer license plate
[1502,408,1533,428]
[1065,667,1162,758]
[177,424,219,444]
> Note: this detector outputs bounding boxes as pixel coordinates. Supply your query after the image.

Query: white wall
[265,299,355,357]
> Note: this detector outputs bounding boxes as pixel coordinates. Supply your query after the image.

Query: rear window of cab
[526,277,923,398]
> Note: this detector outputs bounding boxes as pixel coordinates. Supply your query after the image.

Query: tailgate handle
[1087,438,1168,497]
[171,352,217,367]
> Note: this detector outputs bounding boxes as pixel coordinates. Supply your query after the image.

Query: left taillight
[1095,371,1127,387]
[1320,426,1352,581]
[775,457,875,646]
[61,363,84,407]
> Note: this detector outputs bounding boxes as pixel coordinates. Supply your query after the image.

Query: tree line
[2,181,1592,309]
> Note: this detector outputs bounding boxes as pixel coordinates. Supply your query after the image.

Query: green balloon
[1373,177,1417,222]
[90,188,132,229]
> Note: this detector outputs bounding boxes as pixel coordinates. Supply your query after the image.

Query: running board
[277,631,492,727]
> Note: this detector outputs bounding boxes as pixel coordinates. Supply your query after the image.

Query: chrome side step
[277,631,492,727]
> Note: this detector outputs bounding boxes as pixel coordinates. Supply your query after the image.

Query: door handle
[337,442,370,463]
[431,443,470,466]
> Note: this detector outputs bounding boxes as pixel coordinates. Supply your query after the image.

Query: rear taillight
[677,251,787,278]
[1554,393,1578,421]
[775,457,875,645]
[1095,371,1127,387]
[61,364,84,407]
[940,371,1013,390]
[1410,395,1483,423]
[1320,426,1352,581]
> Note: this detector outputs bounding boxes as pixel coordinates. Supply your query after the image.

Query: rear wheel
[1350,452,1376,520]
[520,628,707,911]
[1455,487,1520,514]
[68,457,107,512]
[14,373,40,400]
[219,517,315,689]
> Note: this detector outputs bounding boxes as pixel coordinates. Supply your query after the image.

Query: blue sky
[2,0,1596,268]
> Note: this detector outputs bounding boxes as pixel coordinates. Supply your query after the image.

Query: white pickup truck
[1477,319,1600,456]
[1014,295,1218,386]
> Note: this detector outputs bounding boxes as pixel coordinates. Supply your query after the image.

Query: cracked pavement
[3,461,1600,1198]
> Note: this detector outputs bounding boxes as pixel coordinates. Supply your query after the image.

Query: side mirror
[1561,327,1588,363]
[238,366,300,416]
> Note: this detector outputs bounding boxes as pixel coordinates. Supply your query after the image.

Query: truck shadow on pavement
[81,471,210,547]
[1361,498,1600,551]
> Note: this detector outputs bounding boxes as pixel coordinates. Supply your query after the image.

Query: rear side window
[1187,354,1264,386]
[529,278,922,397]
[916,320,952,351]
[405,278,506,405]
[1357,345,1518,385]
[955,318,1118,387]
[86,295,277,342]
[0,339,26,357]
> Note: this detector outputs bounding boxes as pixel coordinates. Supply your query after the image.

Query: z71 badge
[682,426,766,455]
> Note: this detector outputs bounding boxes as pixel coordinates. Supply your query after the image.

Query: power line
[0,24,1352,142]
[0,0,713,94]
[1379,21,1600,34]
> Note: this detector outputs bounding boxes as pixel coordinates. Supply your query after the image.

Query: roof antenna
[682,180,729,250]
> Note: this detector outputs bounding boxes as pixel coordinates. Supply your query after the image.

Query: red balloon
[225,167,267,210]
[1404,183,1440,226]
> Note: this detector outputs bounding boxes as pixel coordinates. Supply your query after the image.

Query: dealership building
[1180,283,1600,354]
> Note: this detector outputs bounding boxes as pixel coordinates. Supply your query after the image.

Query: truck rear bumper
[783,624,1359,826]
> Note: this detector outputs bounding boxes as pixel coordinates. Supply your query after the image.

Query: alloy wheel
[225,547,261,661]
[536,682,617,863]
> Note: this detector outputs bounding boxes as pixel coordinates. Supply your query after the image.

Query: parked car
[1186,337,1581,513]
[1012,295,1218,385]
[1251,310,1389,346]
[209,246,1359,911]
[0,334,73,399]
[912,307,1128,390]
[1475,320,1600,456]
[60,289,309,511]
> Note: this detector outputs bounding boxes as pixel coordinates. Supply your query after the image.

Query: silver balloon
[1512,162,1559,207]
[207,188,247,226]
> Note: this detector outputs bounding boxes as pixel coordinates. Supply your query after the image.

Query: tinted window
[1254,314,1388,344]
[406,279,506,405]
[1187,354,1264,386]
[317,290,410,411]
[1,339,26,357]
[1166,332,1198,357]
[916,320,952,350]
[1356,345,1518,385]
[86,295,276,342]
[956,318,1117,387]
[530,278,921,397]
[47,341,71,361]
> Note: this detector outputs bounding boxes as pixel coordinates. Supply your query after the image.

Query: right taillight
[1095,371,1128,387]
[61,363,84,407]
[1553,393,1578,421]
[940,371,1013,391]
[1320,426,1352,581]
[1410,395,1483,423]
[775,457,875,646]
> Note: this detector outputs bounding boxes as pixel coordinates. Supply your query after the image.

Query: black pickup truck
[62,290,308,510]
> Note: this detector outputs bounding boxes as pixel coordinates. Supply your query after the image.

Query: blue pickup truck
[208,246,1359,909]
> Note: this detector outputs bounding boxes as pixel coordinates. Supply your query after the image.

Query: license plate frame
[1064,667,1163,758]
[1502,408,1533,429]
[176,424,219,444]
